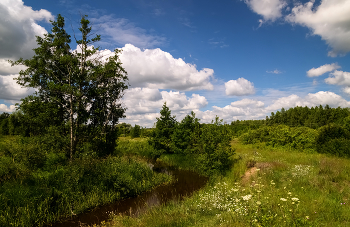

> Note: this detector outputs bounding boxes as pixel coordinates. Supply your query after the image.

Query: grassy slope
[100,139,350,227]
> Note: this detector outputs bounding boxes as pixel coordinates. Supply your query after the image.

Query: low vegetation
[0,136,171,226]
[99,140,350,227]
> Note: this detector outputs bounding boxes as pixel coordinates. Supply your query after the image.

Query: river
[49,160,208,227]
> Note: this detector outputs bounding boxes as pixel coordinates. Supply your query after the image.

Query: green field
[100,139,350,227]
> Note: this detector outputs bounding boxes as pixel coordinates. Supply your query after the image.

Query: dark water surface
[48,160,208,227]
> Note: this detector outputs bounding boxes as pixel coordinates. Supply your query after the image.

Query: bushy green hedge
[240,125,317,152]
[315,124,350,157]
[239,123,350,157]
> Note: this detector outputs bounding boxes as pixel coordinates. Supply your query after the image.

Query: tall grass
[0,136,171,227]
[103,139,350,227]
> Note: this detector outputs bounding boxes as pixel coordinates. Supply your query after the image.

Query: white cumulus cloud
[244,0,287,23]
[0,75,36,101]
[0,60,27,76]
[325,70,350,86]
[119,44,214,91]
[266,91,350,111]
[286,0,350,57]
[0,0,53,60]
[225,78,255,96]
[121,88,208,127]
[0,104,16,113]
[307,63,341,77]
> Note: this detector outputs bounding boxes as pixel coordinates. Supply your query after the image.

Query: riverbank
[100,139,350,226]
[0,136,171,227]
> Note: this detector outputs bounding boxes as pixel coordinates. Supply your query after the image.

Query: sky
[1,0,350,127]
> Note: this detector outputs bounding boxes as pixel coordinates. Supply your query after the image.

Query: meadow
[96,139,350,227]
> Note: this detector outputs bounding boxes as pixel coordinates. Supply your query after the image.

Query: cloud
[266,91,350,111]
[121,88,350,127]
[230,99,265,108]
[121,88,208,126]
[153,8,165,16]
[0,0,53,60]
[266,69,282,74]
[92,15,166,48]
[195,98,267,123]
[286,0,350,57]
[325,70,350,86]
[225,78,255,96]
[343,87,350,95]
[307,63,341,77]
[244,0,287,23]
[0,104,16,113]
[119,44,214,91]
[0,60,27,76]
[0,75,36,101]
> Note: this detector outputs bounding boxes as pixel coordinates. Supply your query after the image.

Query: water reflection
[48,160,208,227]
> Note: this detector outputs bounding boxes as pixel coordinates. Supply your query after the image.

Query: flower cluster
[291,164,313,177]
[193,182,251,216]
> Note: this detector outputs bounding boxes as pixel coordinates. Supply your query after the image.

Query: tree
[11,14,128,159]
[149,102,177,154]
[130,124,141,138]
[0,113,10,135]
[170,111,200,154]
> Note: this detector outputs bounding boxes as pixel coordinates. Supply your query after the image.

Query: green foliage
[240,125,318,152]
[18,95,65,137]
[170,111,200,154]
[11,14,128,160]
[130,124,141,138]
[192,117,235,175]
[149,103,177,155]
[7,111,24,136]
[116,123,132,137]
[149,105,235,175]
[266,105,349,128]
[315,124,350,157]
[116,138,162,159]
[230,119,265,137]
[0,117,9,135]
[0,136,171,226]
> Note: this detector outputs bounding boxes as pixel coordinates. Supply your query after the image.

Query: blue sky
[1,0,350,127]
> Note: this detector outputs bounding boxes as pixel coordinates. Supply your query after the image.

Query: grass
[0,136,172,227]
[97,138,350,227]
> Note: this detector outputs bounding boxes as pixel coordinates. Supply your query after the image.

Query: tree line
[266,105,349,128]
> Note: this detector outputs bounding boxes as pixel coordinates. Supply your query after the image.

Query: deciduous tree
[11,14,128,159]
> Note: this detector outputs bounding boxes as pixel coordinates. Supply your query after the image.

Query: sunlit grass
[103,139,350,227]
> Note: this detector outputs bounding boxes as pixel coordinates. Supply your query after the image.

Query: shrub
[316,124,350,157]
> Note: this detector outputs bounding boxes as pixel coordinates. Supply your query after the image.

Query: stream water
[49,160,208,227]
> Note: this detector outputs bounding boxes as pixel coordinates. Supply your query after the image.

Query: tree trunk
[70,93,73,162]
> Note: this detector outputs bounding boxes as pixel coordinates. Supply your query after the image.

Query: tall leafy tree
[11,14,128,159]
[171,111,200,154]
[149,102,177,154]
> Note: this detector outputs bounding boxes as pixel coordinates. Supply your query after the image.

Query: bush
[239,125,317,152]
[316,124,350,157]
[148,103,176,155]
[130,125,141,138]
